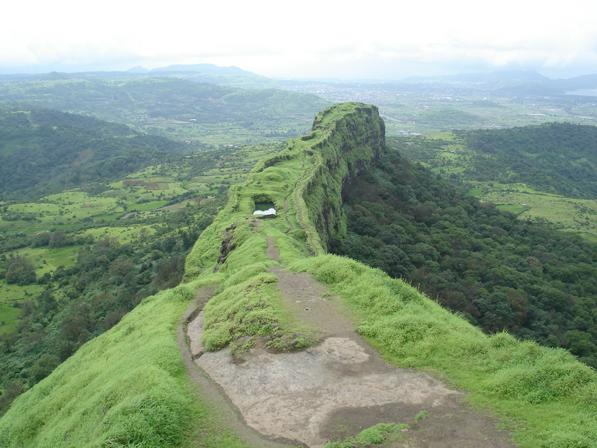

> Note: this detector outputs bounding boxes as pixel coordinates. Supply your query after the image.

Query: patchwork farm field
[470,182,597,242]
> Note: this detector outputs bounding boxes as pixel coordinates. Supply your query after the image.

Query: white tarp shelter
[253,208,277,218]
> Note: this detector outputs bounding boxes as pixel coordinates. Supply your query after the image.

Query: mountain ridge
[0,103,594,448]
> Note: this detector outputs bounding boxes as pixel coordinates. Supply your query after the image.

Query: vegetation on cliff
[332,148,597,367]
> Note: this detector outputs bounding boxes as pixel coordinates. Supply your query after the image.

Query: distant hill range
[0,63,272,88]
[401,69,597,97]
[2,63,597,97]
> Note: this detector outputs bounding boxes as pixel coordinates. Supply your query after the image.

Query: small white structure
[253,208,277,218]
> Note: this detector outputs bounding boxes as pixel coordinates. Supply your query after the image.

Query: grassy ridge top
[0,103,595,448]
[179,101,597,448]
[184,102,385,276]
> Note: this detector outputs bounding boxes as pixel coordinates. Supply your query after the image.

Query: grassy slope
[0,278,250,447]
[293,256,596,448]
[469,181,597,243]
[1,103,595,448]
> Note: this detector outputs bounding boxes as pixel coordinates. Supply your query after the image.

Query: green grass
[0,302,21,335]
[10,246,79,276]
[4,192,122,228]
[0,278,251,448]
[470,182,597,240]
[324,423,407,448]
[202,271,313,354]
[496,203,529,215]
[292,255,597,448]
[81,225,156,243]
[0,280,44,334]
[0,244,79,334]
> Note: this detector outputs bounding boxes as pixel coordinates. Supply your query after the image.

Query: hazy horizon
[2,0,597,80]
[2,61,597,83]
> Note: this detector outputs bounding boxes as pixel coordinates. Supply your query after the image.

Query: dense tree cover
[460,123,596,198]
[332,149,597,367]
[397,123,597,199]
[0,201,220,415]
[0,108,185,199]
[3,255,36,285]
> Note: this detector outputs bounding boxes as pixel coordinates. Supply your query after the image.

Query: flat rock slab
[186,268,515,448]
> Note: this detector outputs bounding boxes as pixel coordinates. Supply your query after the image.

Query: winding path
[178,237,515,447]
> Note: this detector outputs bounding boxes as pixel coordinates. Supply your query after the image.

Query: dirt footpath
[185,242,515,447]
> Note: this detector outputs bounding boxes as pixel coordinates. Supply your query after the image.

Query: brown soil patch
[323,400,513,448]
[267,236,280,261]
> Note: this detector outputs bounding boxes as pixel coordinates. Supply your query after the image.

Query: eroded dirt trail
[183,238,515,448]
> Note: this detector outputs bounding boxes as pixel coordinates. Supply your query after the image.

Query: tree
[4,255,36,285]
[29,354,60,383]
[0,381,24,416]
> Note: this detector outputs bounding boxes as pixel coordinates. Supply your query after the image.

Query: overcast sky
[2,0,597,79]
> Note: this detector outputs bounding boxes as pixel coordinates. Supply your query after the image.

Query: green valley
[0,77,328,145]
[3,2,597,446]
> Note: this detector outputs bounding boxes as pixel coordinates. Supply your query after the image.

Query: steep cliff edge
[1,104,594,448]
[301,103,385,250]
[183,102,385,278]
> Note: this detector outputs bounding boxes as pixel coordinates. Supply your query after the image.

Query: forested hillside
[459,123,597,198]
[0,108,184,199]
[396,124,597,241]
[332,147,597,367]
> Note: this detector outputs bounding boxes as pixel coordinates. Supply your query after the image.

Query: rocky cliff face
[302,103,385,250]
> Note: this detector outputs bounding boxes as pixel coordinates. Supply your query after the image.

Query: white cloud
[1,0,596,77]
